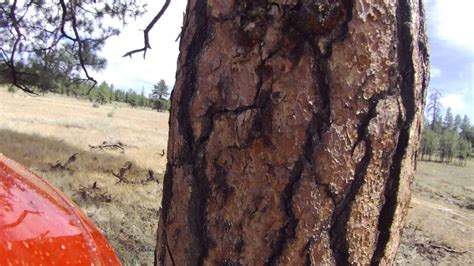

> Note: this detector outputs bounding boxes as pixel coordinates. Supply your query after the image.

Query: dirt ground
[395,160,474,265]
[1,88,472,265]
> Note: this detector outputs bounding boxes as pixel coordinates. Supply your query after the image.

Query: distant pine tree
[151,79,170,111]
[443,107,454,131]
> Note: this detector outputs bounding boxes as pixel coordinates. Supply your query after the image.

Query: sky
[425,0,474,119]
[95,0,473,119]
[92,0,187,95]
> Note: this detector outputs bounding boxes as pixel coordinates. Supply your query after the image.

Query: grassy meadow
[0,86,472,265]
[396,160,474,265]
[0,86,168,265]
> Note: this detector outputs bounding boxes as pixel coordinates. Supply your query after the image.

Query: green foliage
[13,71,168,110]
[464,127,474,150]
[153,98,171,112]
[105,86,154,109]
[152,80,170,99]
[7,86,16,93]
[138,88,149,107]
[114,89,126,102]
[439,130,458,163]
[96,81,112,104]
[443,107,454,131]
[420,129,439,161]
[23,48,84,92]
[1,1,146,92]
[1,2,170,109]
[0,64,8,84]
[151,79,170,111]
[457,138,471,166]
[454,114,462,131]
[461,115,471,136]
[420,113,473,166]
[126,89,139,108]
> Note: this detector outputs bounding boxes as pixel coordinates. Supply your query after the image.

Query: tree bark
[156,0,428,265]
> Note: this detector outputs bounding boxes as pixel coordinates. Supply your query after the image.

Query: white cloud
[440,93,467,114]
[428,0,474,54]
[430,66,441,78]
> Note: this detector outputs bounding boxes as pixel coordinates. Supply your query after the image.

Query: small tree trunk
[156,0,428,265]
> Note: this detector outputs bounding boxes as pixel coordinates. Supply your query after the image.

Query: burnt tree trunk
[156,0,428,265]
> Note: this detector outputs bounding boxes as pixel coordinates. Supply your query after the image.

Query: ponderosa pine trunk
[156,0,428,265]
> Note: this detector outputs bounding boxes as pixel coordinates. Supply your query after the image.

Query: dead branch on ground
[112,161,133,184]
[415,242,468,254]
[75,181,112,203]
[111,164,160,185]
[143,169,159,184]
[50,153,79,171]
[89,141,128,153]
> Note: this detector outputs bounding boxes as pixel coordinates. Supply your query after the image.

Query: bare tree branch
[123,0,171,59]
[1,1,147,93]
[69,2,97,87]
[5,0,36,94]
[58,0,97,93]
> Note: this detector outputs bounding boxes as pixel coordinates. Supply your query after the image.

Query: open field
[0,87,473,265]
[396,160,474,265]
[0,87,168,265]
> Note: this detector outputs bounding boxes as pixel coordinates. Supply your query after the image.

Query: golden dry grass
[0,87,169,170]
[0,86,169,265]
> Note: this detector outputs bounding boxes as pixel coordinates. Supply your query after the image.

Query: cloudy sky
[96,0,473,119]
[426,0,474,119]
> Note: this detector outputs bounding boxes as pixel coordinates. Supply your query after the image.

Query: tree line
[83,79,171,111]
[420,90,473,165]
[1,65,171,112]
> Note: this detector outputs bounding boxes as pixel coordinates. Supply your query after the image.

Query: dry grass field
[0,86,473,265]
[396,160,474,265]
[0,86,168,265]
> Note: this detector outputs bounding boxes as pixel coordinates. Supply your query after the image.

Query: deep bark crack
[156,164,174,265]
[265,145,309,265]
[371,0,420,263]
[169,0,212,263]
[263,0,357,253]
[329,119,375,265]
[165,232,176,266]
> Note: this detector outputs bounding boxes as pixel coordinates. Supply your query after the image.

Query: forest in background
[420,89,473,165]
[0,63,171,111]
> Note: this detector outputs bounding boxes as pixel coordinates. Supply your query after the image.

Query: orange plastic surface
[0,154,121,265]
